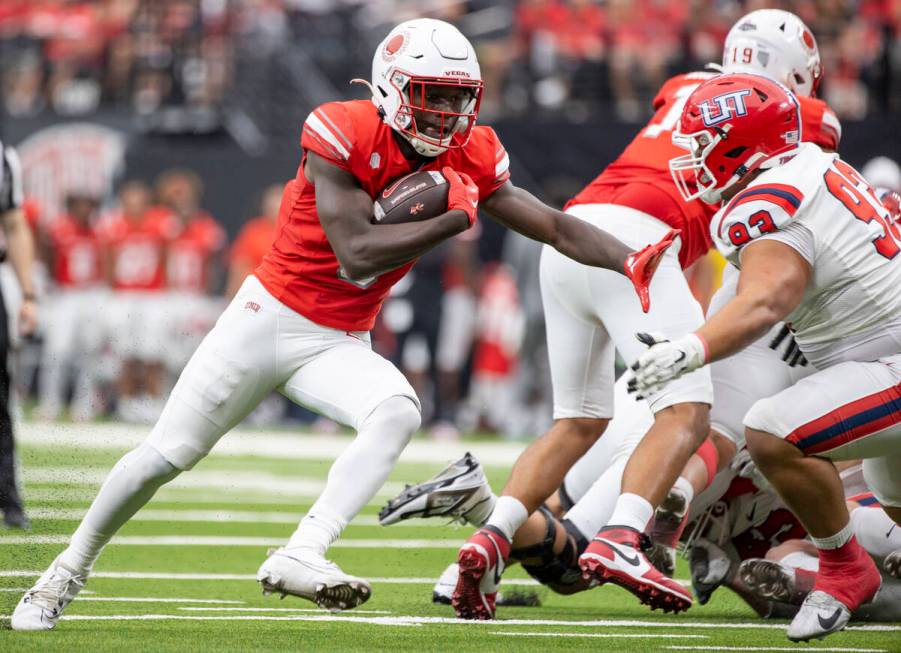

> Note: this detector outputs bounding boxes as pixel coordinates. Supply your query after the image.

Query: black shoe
[3,506,31,529]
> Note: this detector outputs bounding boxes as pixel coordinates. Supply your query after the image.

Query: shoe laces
[803,590,841,611]
[28,567,84,610]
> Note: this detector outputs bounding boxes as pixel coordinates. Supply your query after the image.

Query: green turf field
[1,423,899,652]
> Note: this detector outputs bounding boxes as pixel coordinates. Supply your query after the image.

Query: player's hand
[18,297,38,337]
[627,331,707,399]
[623,228,680,313]
[443,167,479,227]
[730,448,771,493]
[879,189,900,224]
[768,323,807,367]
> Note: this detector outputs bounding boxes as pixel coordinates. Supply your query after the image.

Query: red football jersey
[48,215,103,288]
[167,212,226,292]
[231,216,278,269]
[567,72,842,268]
[99,210,177,291]
[255,100,511,331]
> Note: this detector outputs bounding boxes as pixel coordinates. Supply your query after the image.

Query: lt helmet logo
[700,89,752,126]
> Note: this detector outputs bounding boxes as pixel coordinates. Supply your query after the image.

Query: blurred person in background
[99,180,175,423]
[36,192,106,422]
[226,183,283,298]
[153,169,226,376]
[0,141,38,529]
[862,155,901,196]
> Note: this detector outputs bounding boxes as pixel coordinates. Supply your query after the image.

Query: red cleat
[624,228,680,313]
[579,525,693,613]
[452,526,511,620]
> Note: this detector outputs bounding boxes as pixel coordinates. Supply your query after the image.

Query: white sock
[810,520,853,550]
[286,396,420,555]
[608,492,655,533]
[781,550,819,572]
[59,444,180,574]
[673,476,695,505]
[564,457,627,539]
[851,507,901,560]
[485,496,528,541]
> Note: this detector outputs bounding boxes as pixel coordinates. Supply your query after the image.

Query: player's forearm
[552,214,632,272]
[342,210,469,279]
[2,208,36,296]
[695,289,784,361]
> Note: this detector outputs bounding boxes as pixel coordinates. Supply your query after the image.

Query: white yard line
[0,600,896,632]
[0,569,540,586]
[178,607,393,614]
[666,648,886,652]
[25,507,444,528]
[0,613,895,634]
[21,468,406,499]
[78,597,245,604]
[0,535,463,548]
[18,421,525,467]
[489,631,707,639]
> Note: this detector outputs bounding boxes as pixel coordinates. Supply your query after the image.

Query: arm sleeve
[301,103,355,171]
[746,221,816,265]
[713,183,805,263]
[469,127,511,200]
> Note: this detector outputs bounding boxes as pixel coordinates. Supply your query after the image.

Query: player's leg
[572,206,712,613]
[743,359,901,641]
[259,337,420,609]
[37,292,77,420]
[451,245,613,619]
[11,277,284,631]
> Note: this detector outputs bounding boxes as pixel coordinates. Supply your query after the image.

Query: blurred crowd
[1,0,899,123]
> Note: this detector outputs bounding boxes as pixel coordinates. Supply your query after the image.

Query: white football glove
[627,332,707,399]
[729,448,771,493]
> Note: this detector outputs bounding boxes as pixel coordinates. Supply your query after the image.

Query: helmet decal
[383,32,408,61]
[700,89,752,126]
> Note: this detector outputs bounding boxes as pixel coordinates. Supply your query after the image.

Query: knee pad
[510,507,588,595]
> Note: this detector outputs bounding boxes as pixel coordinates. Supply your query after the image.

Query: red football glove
[443,167,479,227]
[879,189,901,224]
[623,228,680,313]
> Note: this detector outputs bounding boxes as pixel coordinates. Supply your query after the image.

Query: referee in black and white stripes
[0,140,38,529]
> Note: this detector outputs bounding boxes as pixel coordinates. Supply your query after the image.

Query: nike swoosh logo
[817,607,843,631]
[470,199,478,208]
[490,537,504,585]
[601,539,641,566]
[674,352,686,364]
[887,524,896,538]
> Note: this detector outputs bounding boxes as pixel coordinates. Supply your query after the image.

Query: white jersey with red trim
[713,143,901,368]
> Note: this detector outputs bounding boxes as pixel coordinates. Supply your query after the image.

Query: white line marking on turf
[0,610,896,632]
[178,608,393,614]
[666,648,886,652]
[22,468,406,499]
[26,508,442,527]
[0,535,463,548]
[78,597,245,604]
[0,569,541,586]
[491,631,707,640]
[18,422,527,467]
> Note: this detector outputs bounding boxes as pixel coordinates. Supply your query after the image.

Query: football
[373,170,449,224]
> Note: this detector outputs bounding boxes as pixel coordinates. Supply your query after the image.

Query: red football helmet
[669,73,802,204]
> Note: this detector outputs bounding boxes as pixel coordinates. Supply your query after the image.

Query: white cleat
[432,562,459,604]
[787,590,851,642]
[885,548,901,579]
[256,548,371,611]
[378,452,494,526]
[11,558,86,631]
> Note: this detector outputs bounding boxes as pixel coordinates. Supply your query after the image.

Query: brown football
[373,170,449,224]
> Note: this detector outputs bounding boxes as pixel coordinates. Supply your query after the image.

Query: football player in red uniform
[12,18,672,631]
[37,193,106,421]
[452,8,841,619]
